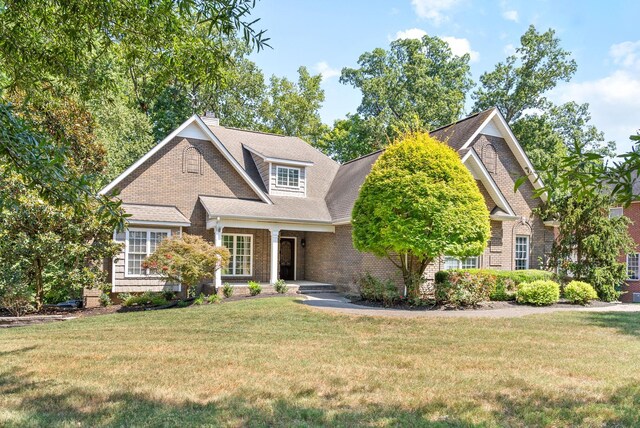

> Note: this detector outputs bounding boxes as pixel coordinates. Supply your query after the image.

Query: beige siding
[269,164,306,197]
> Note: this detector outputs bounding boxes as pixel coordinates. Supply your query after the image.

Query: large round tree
[352,132,490,296]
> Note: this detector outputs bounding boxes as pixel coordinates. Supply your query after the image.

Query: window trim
[609,207,624,219]
[124,228,172,278]
[627,253,640,281]
[515,235,530,270]
[222,233,254,277]
[443,256,480,270]
[275,165,301,189]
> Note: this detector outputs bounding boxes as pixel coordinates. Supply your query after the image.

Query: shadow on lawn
[584,311,640,338]
[1,370,640,427]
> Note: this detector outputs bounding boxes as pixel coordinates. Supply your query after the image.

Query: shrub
[176,300,188,308]
[222,283,234,298]
[122,291,168,307]
[248,281,262,296]
[207,294,221,304]
[0,283,35,316]
[564,281,598,305]
[193,293,205,305]
[274,279,288,294]
[99,292,112,307]
[161,290,175,301]
[358,273,400,305]
[516,280,560,306]
[435,271,493,307]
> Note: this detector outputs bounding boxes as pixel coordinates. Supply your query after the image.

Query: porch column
[269,227,280,284]
[214,220,223,289]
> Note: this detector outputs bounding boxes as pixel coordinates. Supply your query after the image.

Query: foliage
[338,34,473,158]
[316,114,382,163]
[358,273,400,306]
[516,280,560,306]
[564,281,598,305]
[274,279,288,294]
[143,234,230,298]
[0,281,35,316]
[122,292,167,307]
[161,290,176,301]
[222,283,234,298]
[352,133,490,295]
[207,294,221,304]
[194,293,205,305]
[434,272,494,307]
[545,194,633,302]
[99,292,112,307]
[248,281,262,296]
[472,25,576,122]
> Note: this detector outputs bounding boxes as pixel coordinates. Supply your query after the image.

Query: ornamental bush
[435,271,494,307]
[248,281,262,296]
[564,281,598,305]
[358,273,400,306]
[516,280,560,306]
[222,282,234,298]
[352,132,490,296]
[274,279,288,294]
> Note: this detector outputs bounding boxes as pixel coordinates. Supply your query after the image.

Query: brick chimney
[201,111,220,127]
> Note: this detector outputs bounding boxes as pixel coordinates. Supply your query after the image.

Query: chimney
[201,111,220,127]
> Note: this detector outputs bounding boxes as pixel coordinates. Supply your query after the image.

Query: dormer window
[276,166,300,188]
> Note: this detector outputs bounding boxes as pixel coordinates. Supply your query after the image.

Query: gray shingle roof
[123,203,191,226]
[199,195,332,223]
[430,108,495,151]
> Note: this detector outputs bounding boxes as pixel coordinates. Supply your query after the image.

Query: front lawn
[1,298,640,427]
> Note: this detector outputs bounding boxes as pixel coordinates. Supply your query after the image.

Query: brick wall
[620,202,640,302]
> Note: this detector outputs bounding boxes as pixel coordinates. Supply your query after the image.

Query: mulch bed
[350,298,620,311]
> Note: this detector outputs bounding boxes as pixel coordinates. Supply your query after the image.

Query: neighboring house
[100,108,556,294]
[611,204,640,302]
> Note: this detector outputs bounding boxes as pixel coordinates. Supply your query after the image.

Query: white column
[214,220,223,289]
[269,227,280,284]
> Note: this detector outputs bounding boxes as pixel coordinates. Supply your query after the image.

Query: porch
[219,280,337,295]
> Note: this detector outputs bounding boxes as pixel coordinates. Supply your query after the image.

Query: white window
[444,256,479,270]
[222,234,253,276]
[126,229,170,276]
[515,235,529,270]
[609,207,623,218]
[627,254,640,280]
[276,166,300,188]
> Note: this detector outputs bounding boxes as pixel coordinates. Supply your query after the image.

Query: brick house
[100,107,556,294]
[611,203,640,302]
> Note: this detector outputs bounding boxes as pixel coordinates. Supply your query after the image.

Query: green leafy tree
[352,132,490,296]
[143,234,230,297]
[472,25,577,122]
[317,115,382,163]
[338,34,473,157]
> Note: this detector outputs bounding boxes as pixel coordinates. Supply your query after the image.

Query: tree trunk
[34,257,44,311]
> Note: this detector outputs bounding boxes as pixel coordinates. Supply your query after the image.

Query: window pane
[127,231,147,275]
[444,256,459,270]
[609,207,623,218]
[288,168,299,187]
[628,254,639,280]
[461,257,479,269]
[222,234,252,276]
[515,236,529,270]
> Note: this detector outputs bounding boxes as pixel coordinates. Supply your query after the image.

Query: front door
[279,238,295,280]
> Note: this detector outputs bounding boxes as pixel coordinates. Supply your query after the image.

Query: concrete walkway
[301,293,640,318]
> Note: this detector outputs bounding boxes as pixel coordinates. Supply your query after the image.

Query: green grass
[1,298,640,427]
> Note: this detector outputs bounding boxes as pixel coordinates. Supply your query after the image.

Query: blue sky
[249,0,640,153]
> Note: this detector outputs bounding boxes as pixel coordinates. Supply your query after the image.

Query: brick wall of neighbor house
[115,136,260,237]
[620,202,640,302]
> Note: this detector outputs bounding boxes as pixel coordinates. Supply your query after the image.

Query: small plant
[248,281,262,296]
[122,291,168,307]
[516,280,560,306]
[193,293,205,305]
[222,283,234,298]
[564,281,598,305]
[161,289,175,301]
[207,294,221,304]
[176,300,188,308]
[99,292,112,307]
[274,279,288,294]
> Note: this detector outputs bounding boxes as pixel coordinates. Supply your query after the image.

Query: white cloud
[411,0,461,25]
[503,43,516,56]
[502,10,519,22]
[394,28,427,40]
[440,36,480,62]
[551,70,640,153]
[313,61,340,82]
[610,40,640,69]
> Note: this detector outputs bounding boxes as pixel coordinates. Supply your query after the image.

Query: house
[100,108,556,295]
[611,201,640,302]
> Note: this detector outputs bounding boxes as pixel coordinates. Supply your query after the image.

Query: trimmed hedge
[516,280,560,306]
[435,269,553,302]
[564,281,598,305]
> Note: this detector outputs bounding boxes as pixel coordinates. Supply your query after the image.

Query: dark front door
[279,238,295,281]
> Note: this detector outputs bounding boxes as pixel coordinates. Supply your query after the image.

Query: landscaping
[1,297,640,426]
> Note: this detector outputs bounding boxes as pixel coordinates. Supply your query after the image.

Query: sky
[248,0,640,154]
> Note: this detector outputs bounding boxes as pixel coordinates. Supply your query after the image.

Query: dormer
[243,144,313,198]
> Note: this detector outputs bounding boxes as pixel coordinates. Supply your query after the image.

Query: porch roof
[198,195,333,224]
[123,203,191,227]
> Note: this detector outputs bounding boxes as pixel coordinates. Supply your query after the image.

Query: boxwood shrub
[516,280,560,306]
[435,269,553,302]
[564,280,598,305]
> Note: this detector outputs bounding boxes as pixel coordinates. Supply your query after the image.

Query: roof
[199,195,332,224]
[430,108,495,151]
[123,204,191,226]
